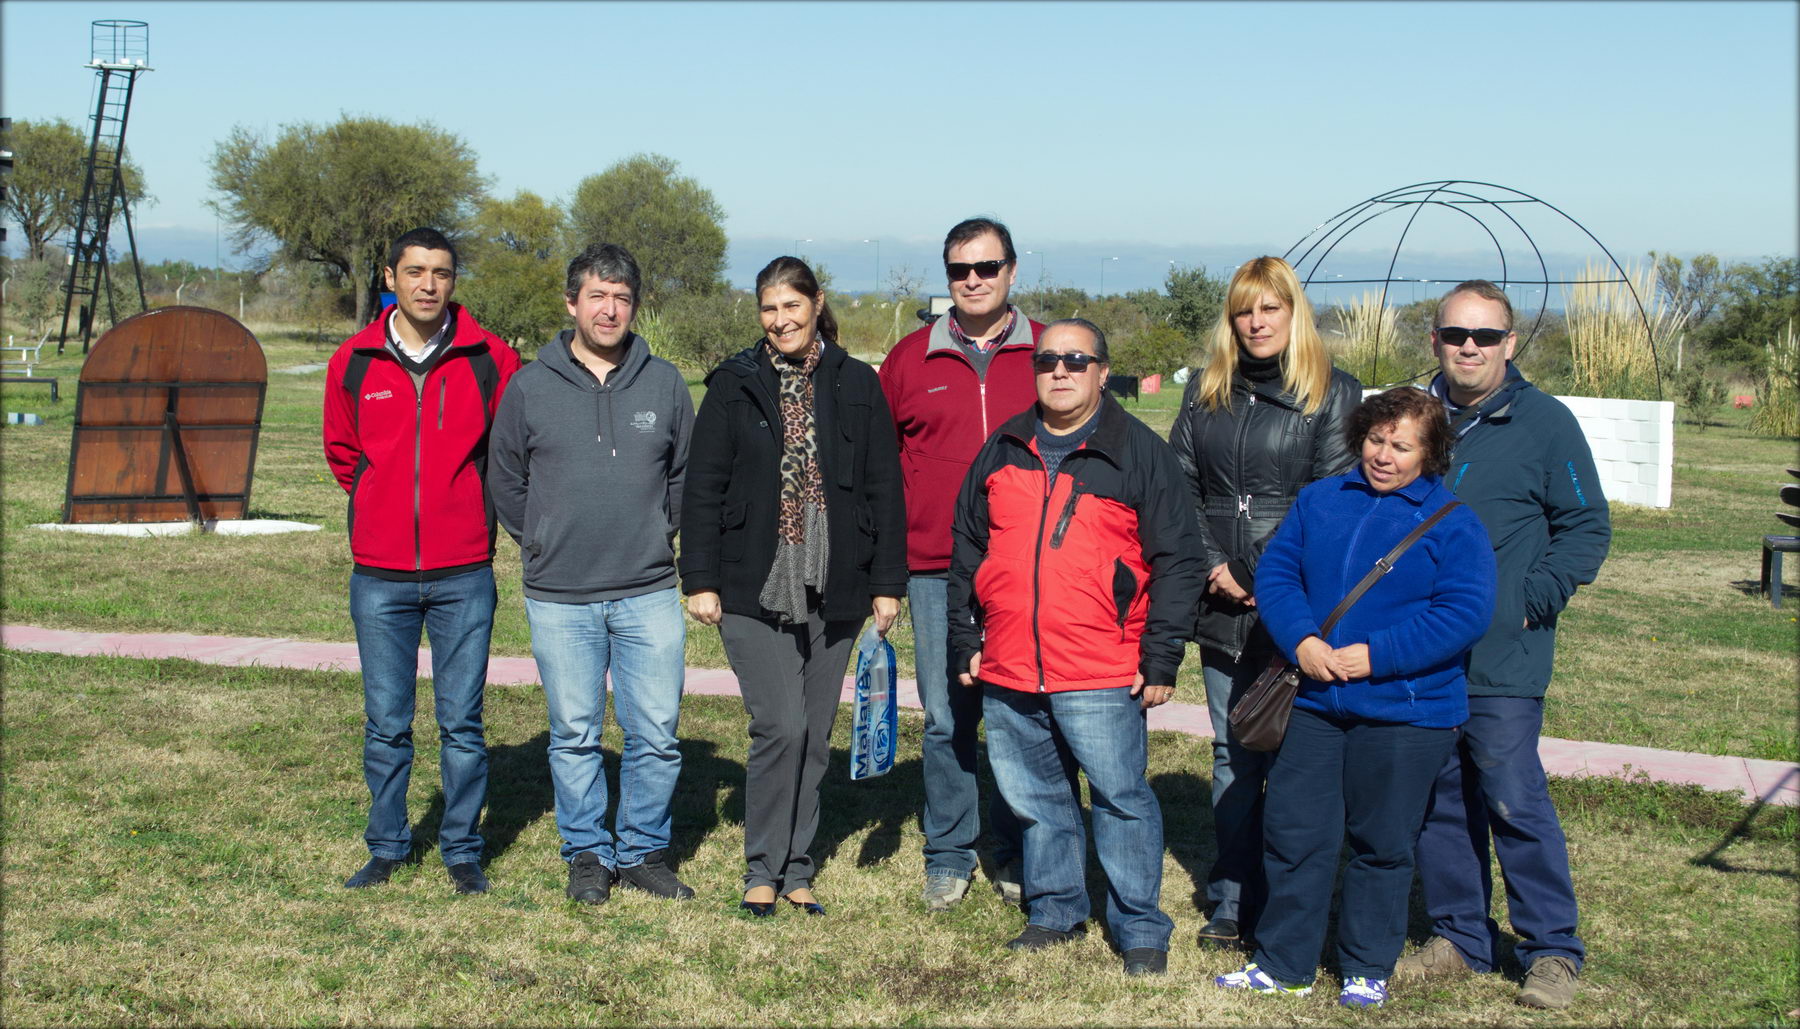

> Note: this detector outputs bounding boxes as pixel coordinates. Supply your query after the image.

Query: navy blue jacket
[1256,469,1496,729]
[1431,367,1611,698]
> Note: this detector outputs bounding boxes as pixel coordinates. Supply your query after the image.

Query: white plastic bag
[849,624,897,780]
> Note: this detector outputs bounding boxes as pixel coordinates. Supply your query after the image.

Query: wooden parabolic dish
[62,306,268,523]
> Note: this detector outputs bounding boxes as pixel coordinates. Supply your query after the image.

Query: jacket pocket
[720,501,749,562]
[1112,559,1138,629]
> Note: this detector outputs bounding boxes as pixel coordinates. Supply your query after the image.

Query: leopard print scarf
[758,336,829,623]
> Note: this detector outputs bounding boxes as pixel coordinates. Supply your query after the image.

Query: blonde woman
[1168,255,1362,950]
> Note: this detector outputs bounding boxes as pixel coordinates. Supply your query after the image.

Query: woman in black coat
[1168,255,1362,948]
[679,256,907,917]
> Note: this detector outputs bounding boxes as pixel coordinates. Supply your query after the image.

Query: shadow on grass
[407,730,555,864]
[1691,768,1799,880]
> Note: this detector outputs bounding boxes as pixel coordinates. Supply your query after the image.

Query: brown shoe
[1517,955,1578,1009]
[1392,936,1473,982]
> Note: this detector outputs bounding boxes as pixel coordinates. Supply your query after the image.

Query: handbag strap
[1317,500,1463,636]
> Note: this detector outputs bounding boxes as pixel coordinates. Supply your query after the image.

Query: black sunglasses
[1435,326,1511,347]
[946,260,1009,281]
[1032,351,1103,372]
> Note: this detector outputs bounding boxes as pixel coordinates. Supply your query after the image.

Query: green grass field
[2,327,1796,1025]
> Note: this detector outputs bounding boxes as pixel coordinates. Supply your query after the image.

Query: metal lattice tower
[57,20,152,355]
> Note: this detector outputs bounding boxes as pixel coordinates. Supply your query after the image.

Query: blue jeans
[350,567,495,866]
[1253,707,1455,986]
[1202,646,1275,925]
[1414,696,1585,972]
[983,684,1174,952]
[908,576,1022,879]
[526,589,686,867]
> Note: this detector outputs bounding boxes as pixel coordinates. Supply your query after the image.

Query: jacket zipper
[1030,452,1055,692]
[1233,390,1257,523]
[414,379,424,572]
[1051,489,1081,548]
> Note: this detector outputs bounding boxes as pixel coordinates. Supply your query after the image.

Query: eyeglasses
[946,260,1009,281]
[1032,351,1103,373]
[1435,326,1512,347]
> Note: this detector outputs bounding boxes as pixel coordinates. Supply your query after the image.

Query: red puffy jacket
[322,305,520,579]
[947,396,1205,692]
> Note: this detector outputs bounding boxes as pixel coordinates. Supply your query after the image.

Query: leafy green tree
[1703,257,1799,370]
[1110,323,1194,379]
[456,190,568,352]
[1164,263,1226,346]
[2,118,148,260]
[565,153,726,305]
[208,117,488,327]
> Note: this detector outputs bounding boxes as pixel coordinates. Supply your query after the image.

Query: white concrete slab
[33,519,321,536]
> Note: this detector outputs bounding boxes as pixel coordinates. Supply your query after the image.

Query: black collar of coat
[996,390,1130,468]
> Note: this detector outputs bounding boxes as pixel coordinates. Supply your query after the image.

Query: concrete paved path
[6,623,1795,809]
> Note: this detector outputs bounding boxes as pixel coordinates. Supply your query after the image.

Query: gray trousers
[719,608,862,893]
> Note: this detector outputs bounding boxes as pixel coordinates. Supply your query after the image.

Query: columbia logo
[362,389,394,401]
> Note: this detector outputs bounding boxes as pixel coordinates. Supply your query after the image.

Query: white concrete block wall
[1361,389,1674,508]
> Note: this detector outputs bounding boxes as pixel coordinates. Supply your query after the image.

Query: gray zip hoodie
[488,330,694,603]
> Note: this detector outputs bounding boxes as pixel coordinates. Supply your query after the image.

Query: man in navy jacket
[1396,281,1611,1010]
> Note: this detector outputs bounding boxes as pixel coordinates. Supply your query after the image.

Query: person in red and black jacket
[947,318,1204,976]
[322,227,520,896]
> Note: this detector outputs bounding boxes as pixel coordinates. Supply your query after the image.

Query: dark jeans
[983,684,1175,952]
[349,567,495,866]
[1201,645,1275,927]
[719,608,861,893]
[1253,707,1455,986]
[907,575,1022,879]
[1414,695,1585,972]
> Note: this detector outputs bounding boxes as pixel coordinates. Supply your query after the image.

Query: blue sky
[4,0,1795,294]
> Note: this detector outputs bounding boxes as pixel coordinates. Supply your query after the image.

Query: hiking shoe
[922,873,970,912]
[1338,976,1389,1008]
[992,861,1023,908]
[446,862,489,895]
[1393,935,1473,982]
[1122,947,1168,976]
[1517,955,1578,1009]
[1213,962,1312,996]
[616,850,695,900]
[1196,915,1241,950]
[344,855,401,889]
[565,852,613,905]
[1006,924,1086,951]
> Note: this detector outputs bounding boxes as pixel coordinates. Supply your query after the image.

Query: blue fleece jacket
[1255,468,1497,729]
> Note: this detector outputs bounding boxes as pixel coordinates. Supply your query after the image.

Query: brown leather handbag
[1228,501,1463,752]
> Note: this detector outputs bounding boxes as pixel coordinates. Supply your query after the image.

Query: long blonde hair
[1195,256,1332,414]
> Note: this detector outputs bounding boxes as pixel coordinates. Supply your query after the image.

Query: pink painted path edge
[5,623,1793,809]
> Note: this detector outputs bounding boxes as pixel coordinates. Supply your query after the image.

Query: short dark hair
[1041,317,1109,363]
[387,227,458,273]
[1436,279,1514,331]
[565,243,642,302]
[942,216,1017,266]
[1346,387,1453,478]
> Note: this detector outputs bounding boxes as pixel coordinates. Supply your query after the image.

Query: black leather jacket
[1169,365,1362,658]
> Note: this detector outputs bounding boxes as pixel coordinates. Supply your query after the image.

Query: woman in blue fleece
[1214,387,1496,1009]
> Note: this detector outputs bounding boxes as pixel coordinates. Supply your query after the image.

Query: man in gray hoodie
[488,243,696,906]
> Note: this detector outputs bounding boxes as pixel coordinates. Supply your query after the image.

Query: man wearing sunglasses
[879,217,1041,914]
[947,319,1203,975]
[1397,280,1611,1010]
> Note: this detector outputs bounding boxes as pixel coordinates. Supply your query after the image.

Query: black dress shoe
[1123,947,1169,976]
[447,862,489,895]
[565,852,612,905]
[344,856,401,889]
[1006,924,1087,951]
[1196,916,1241,949]
[783,894,826,916]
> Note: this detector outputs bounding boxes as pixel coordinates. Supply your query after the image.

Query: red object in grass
[1733,395,1754,408]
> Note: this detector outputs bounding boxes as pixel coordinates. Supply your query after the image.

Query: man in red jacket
[879,217,1040,913]
[322,227,520,895]
[948,318,1204,975]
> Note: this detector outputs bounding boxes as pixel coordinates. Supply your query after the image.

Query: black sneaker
[566,852,613,905]
[616,849,696,900]
[447,862,489,895]
[344,856,401,889]
[1123,947,1169,976]
[1006,924,1087,951]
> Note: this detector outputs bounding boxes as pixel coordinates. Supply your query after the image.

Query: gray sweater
[488,330,695,603]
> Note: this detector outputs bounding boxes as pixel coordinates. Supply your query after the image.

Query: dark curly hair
[1345,387,1453,478]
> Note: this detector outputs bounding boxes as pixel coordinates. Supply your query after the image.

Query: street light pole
[792,238,811,256]
[1025,249,1046,288]
[863,238,880,295]
[1098,256,1118,296]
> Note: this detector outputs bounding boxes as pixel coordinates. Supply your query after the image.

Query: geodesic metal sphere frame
[1282,179,1661,398]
